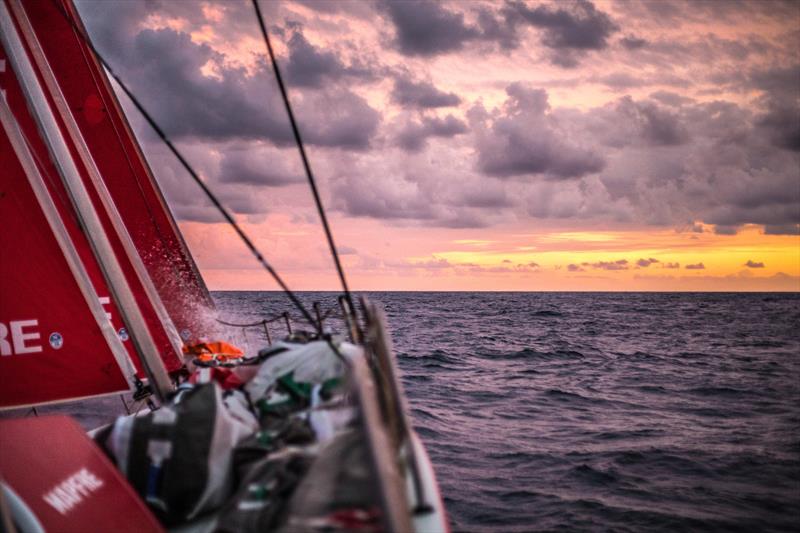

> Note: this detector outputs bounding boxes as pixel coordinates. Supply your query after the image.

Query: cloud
[391,78,461,108]
[90,24,383,150]
[650,91,695,107]
[744,260,765,268]
[458,186,512,208]
[685,262,706,270]
[503,0,618,66]
[588,259,629,270]
[297,89,382,150]
[471,84,605,179]
[76,0,800,237]
[620,35,647,50]
[122,28,290,143]
[636,258,659,267]
[218,145,302,186]
[713,224,740,235]
[474,5,520,50]
[764,224,800,235]
[579,95,799,229]
[749,65,800,102]
[400,257,541,274]
[381,0,618,66]
[591,97,689,147]
[395,115,468,152]
[757,101,800,152]
[663,262,681,269]
[283,28,375,88]
[380,0,479,56]
[567,263,585,272]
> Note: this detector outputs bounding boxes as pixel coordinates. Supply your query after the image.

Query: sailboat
[0,1,447,531]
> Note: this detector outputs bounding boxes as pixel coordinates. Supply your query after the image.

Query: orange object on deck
[183,340,245,364]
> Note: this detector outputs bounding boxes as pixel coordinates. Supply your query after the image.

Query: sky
[75,0,800,291]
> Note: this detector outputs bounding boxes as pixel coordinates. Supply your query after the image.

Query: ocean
[31,291,800,531]
[217,291,800,532]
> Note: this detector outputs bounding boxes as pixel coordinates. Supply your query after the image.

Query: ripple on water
[213,293,800,531]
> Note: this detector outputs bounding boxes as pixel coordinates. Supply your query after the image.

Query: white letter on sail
[11,320,41,354]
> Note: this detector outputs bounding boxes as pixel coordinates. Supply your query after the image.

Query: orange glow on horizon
[181,219,800,292]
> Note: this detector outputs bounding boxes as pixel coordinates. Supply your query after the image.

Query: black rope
[216,314,287,328]
[217,303,341,329]
[250,0,357,320]
[49,0,320,333]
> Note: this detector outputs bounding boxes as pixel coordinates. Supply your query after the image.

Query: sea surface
[34,292,800,532]
[210,291,800,532]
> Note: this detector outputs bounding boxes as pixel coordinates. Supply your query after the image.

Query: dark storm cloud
[475,6,520,50]
[471,84,605,179]
[749,65,800,100]
[284,30,350,86]
[395,115,468,152]
[744,260,765,268]
[391,79,461,108]
[757,103,800,152]
[80,13,381,150]
[685,263,705,270]
[284,29,375,88]
[218,149,302,186]
[123,29,292,141]
[502,0,618,67]
[299,89,381,150]
[76,0,157,61]
[380,0,617,65]
[380,0,479,56]
[503,0,617,50]
[603,97,689,146]
[578,91,799,231]
[713,66,800,152]
[77,0,799,236]
[637,103,690,145]
[637,258,659,267]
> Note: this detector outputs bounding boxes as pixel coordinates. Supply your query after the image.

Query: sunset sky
[76,0,800,291]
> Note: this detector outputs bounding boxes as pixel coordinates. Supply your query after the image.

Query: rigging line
[48,0,320,333]
[251,0,357,321]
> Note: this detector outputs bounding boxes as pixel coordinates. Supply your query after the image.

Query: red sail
[16,0,215,343]
[0,416,164,531]
[0,66,133,408]
[4,0,191,377]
